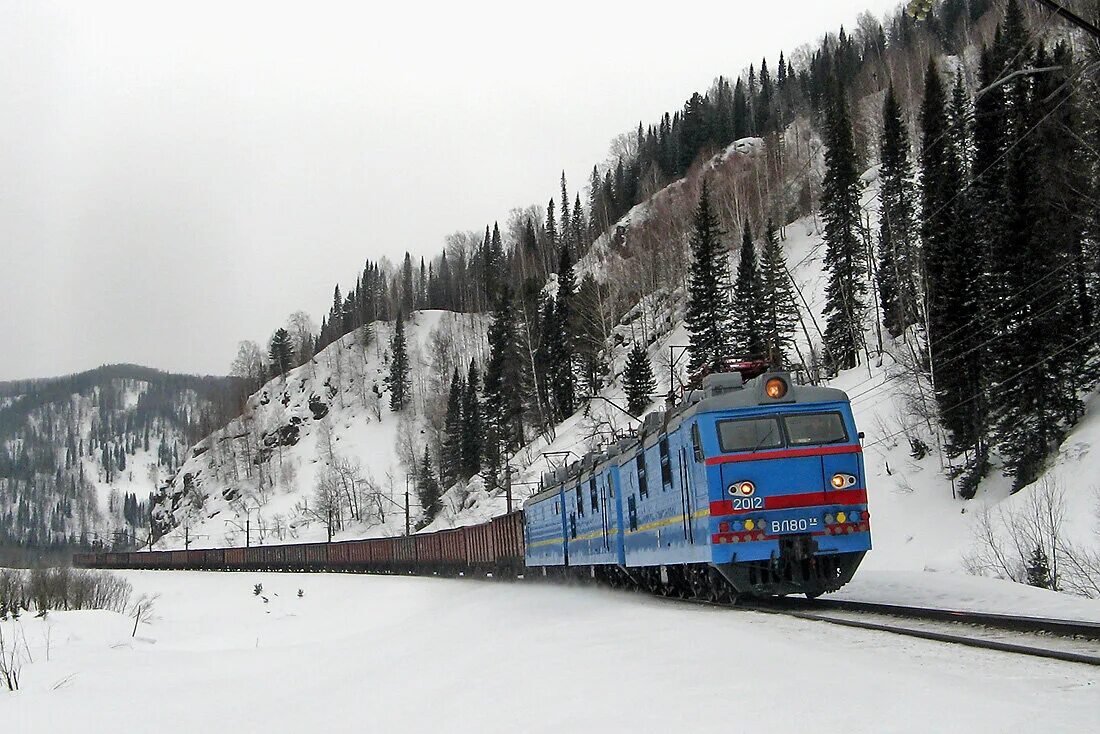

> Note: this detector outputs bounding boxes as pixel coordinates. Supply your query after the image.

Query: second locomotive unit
[524,370,871,599]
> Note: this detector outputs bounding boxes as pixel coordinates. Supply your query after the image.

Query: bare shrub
[129,594,159,637]
[1,569,131,614]
[0,624,22,691]
[964,479,1100,597]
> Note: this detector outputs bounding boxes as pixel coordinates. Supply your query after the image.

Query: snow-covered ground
[5,570,1097,733]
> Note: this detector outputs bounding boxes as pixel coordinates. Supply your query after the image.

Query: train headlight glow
[738,481,755,496]
[831,473,856,489]
[765,377,788,399]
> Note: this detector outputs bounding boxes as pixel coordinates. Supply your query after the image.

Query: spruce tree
[483,288,526,451]
[384,314,411,411]
[440,368,463,487]
[548,246,577,419]
[758,219,798,367]
[988,30,1080,489]
[820,85,867,372]
[417,445,442,525]
[622,342,656,416]
[686,179,732,374]
[730,221,765,357]
[877,84,920,338]
[922,58,979,463]
[268,328,295,377]
[460,362,482,477]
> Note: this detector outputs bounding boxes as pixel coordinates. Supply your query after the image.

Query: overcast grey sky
[0,0,904,380]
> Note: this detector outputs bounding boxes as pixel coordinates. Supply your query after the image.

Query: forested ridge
[0,365,240,560]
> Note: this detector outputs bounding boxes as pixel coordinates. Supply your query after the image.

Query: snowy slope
[153,311,489,549]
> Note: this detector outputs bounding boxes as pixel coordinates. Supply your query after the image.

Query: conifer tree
[820,84,867,372]
[268,328,295,377]
[483,288,526,450]
[622,342,656,416]
[548,246,577,419]
[686,179,732,374]
[460,362,482,477]
[758,219,798,367]
[417,445,442,525]
[877,84,920,338]
[384,314,411,411]
[730,221,765,357]
[560,173,571,253]
[923,57,980,468]
[544,199,558,256]
[440,368,463,487]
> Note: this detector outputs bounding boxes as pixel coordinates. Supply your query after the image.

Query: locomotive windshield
[717,416,783,452]
[784,412,848,446]
[717,411,849,452]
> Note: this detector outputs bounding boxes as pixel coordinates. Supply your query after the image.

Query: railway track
[727,596,1100,666]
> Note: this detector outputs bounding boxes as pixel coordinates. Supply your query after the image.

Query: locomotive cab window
[575,486,584,516]
[717,416,783,453]
[784,412,848,446]
[589,478,598,513]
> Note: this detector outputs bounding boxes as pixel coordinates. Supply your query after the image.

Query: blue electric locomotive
[523,370,871,598]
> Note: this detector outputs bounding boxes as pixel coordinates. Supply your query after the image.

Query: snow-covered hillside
[0,365,234,555]
[154,311,489,549]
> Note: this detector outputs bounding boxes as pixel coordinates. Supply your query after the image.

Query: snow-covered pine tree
[877,84,920,339]
[384,314,411,411]
[440,368,463,487]
[730,221,765,357]
[622,342,656,417]
[268,328,295,378]
[820,83,867,373]
[686,179,732,374]
[417,445,441,525]
[759,218,797,368]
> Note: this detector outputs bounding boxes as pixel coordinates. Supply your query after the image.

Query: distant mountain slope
[0,364,239,558]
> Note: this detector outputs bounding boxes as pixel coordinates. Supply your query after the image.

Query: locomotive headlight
[831,473,856,489]
[739,481,755,496]
[765,377,788,399]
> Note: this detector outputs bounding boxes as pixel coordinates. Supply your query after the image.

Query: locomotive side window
[590,477,598,513]
[717,416,783,453]
[576,486,584,517]
[659,438,672,489]
[636,454,648,498]
[784,412,848,446]
[691,423,704,462]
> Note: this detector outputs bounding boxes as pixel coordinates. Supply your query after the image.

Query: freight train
[75,371,871,600]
